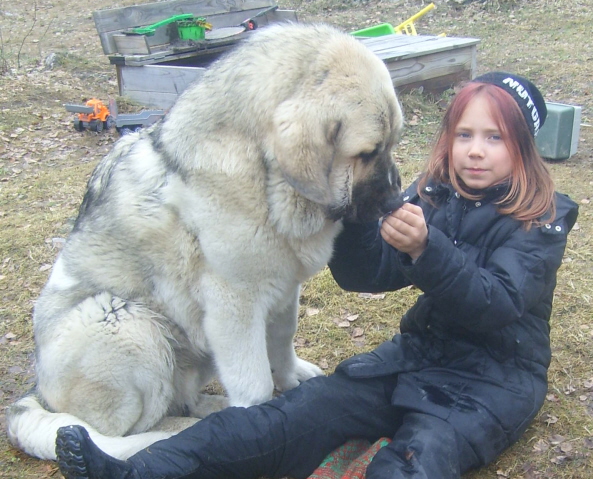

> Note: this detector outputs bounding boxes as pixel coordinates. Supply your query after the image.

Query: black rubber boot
[366,413,479,479]
[56,425,141,479]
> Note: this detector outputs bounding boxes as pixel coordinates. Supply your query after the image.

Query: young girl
[55,72,578,479]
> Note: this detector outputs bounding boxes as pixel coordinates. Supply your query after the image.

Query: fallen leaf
[545,414,558,425]
[305,307,320,316]
[40,463,59,475]
[52,237,66,247]
[352,327,364,338]
[533,439,549,453]
[520,461,536,477]
[333,348,344,358]
[550,435,565,445]
[560,442,573,454]
[358,292,386,300]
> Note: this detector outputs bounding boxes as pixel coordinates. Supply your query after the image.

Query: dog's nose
[382,194,405,216]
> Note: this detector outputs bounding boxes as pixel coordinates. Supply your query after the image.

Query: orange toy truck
[65,98,115,132]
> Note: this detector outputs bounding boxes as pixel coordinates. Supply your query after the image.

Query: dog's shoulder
[82,130,170,203]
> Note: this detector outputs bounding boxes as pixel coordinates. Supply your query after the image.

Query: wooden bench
[360,34,480,94]
[92,0,480,109]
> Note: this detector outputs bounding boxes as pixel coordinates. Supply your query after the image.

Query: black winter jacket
[329,178,578,464]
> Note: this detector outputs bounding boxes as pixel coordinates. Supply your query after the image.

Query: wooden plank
[383,43,478,93]
[118,64,205,108]
[361,35,480,61]
[354,34,480,93]
[359,34,429,50]
[397,70,473,94]
[120,89,185,110]
[119,64,205,94]
[113,34,151,55]
[240,9,297,28]
[93,0,276,54]
[112,38,240,66]
[383,45,477,83]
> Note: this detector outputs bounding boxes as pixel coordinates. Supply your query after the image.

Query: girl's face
[451,94,513,191]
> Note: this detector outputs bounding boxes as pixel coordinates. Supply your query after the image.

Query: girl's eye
[456,132,471,138]
[489,134,502,141]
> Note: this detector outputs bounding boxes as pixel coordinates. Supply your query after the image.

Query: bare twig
[17,1,38,69]
[0,26,9,74]
[38,19,54,63]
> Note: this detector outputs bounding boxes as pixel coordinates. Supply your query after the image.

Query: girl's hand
[380,203,428,261]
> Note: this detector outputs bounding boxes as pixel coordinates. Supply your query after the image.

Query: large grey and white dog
[7,23,403,460]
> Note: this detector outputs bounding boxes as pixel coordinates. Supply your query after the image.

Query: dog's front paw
[274,357,324,392]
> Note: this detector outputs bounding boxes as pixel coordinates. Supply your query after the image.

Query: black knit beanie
[472,72,547,137]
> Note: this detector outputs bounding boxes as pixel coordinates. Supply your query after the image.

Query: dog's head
[272,31,404,223]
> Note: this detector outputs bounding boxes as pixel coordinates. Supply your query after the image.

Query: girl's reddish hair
[419,82,555,227]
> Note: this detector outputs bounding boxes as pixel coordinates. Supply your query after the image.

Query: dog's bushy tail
[6,392,175,460]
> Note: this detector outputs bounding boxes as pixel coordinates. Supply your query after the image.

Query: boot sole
[56,425,91,479]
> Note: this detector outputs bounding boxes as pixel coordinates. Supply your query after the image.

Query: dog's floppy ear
[272,98,339,205]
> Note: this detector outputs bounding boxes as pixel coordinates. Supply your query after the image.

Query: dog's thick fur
[6,23,403,460]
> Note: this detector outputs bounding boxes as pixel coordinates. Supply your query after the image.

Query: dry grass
[1,0,592,477]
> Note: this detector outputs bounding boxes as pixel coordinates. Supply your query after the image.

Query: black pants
[129,371,479,479]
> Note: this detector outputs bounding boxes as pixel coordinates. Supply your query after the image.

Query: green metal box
[536,102,581,161]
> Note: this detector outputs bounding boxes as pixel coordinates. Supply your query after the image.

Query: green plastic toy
[127,14,195,36]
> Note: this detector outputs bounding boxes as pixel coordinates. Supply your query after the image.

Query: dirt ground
[0,0,592,477]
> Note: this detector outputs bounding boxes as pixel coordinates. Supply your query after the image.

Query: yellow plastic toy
[351,3,439,38]
[395,3,435,35]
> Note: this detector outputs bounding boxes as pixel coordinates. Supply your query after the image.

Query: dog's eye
[359,146,380,163]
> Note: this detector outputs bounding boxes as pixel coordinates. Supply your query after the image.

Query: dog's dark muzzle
[339,182,403,224]
[381,194,405,217]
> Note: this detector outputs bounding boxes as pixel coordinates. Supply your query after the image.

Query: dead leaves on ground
[531,432,591,469]
[527,380,593,470]
[301,292,391,350]
[332,294,388,347]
